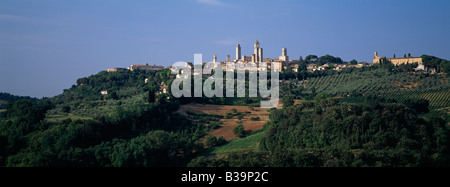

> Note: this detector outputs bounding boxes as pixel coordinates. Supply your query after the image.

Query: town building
[128,64,164,71]
[373,52,423,65]
[218,40,289,72]
[107,68,127,72]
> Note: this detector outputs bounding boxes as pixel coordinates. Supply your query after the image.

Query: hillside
[190,63,450,166]
[190,100,450,167]
[280,65,450,109]
[177,104,270,142]
[0,59,449,167]
[0,92,39,109]
[0,69,202,167]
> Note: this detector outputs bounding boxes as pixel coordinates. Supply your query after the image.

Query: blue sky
[1,0,449,98]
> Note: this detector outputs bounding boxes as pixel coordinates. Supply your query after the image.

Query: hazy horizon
[1,0,450,98]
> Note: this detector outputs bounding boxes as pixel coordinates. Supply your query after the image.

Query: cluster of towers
[208,40,289,72]
[234,40,264,63]
[233,40,288,64]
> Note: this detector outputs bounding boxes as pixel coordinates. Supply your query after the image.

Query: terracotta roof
[387,57,421,60]
[131,65,164,68]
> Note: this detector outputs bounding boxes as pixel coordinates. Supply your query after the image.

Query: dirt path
[177,104,270,142]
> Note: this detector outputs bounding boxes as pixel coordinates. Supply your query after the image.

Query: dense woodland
[0,93,39,109]
[190,98,449,167]
[0,69,210,166]
[0,54,449,167]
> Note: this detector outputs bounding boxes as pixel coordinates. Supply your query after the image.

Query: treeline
[0,92,39,109]
[301,54,344,65]
[282,54,450,82]
[422,55,450,74]
[54,69,172,103]
[190,98,449,167]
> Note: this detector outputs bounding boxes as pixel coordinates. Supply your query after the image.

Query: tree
[350,59,358,65]
[393,54,396,58]
[298,59,307,72]
[305,55,318,63]
[110,91,118,100]
[402,99,429,113]
[441,60,450,74]
[62,106,71,113]
[250,117,260,121]
[233,124,245,138]
[311,87,316,97]
[76,77,88,86]
[205,135,217,148]
[282,96,295,108]
[422,54,450,74]
[148,80,158,103]
[148,89,156,103]
[237,114,244,121]
[216,136,227,146]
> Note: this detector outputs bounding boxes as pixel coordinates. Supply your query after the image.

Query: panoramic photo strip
[0,0,449,184]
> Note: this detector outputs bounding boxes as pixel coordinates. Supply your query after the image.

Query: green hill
[1,57,449,167]
[0,68,208,167]
[0,93,39,109]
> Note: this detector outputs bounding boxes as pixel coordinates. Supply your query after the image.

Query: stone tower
[254,40,261,62]
[258,48,263,63]
[373,51,382,63]
[236,44,241,60]
[279,48,289,62]
[213,54,217,64]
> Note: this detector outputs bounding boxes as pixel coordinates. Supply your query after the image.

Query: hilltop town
[1,41,448,168]
[108,40,435,75]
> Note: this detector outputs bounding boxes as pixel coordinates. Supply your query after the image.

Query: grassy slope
[46,113,94,124]
[209,131,265,154]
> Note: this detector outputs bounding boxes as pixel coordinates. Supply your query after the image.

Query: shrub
[250,117,260,121]
[209,122,220,130]
[205,135,217,148]
[233,124,245,138]
[216,136,227,146]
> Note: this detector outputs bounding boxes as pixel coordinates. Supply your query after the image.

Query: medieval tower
[236,44,241,61]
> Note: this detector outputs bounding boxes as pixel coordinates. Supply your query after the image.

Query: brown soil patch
[177,104,270,142]
[294,99,302,105]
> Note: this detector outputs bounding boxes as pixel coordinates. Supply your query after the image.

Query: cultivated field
[177,104,270,141]
[45,113,94,124]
